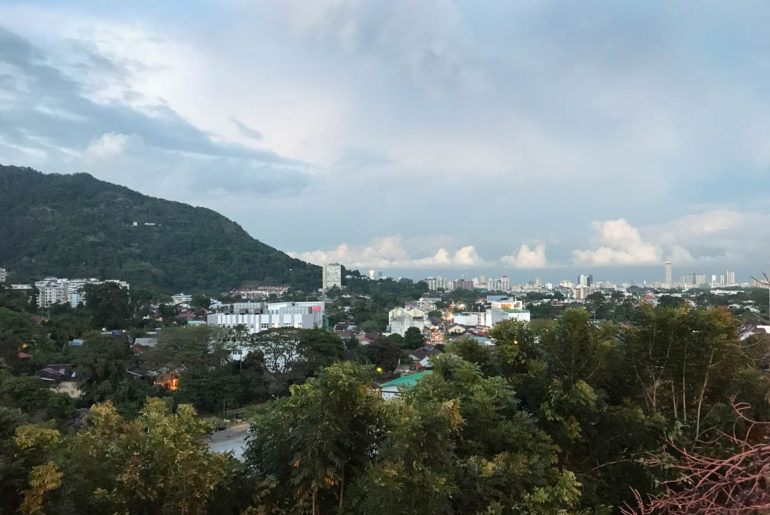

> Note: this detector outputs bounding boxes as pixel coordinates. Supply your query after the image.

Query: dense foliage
[0,165,320,292]
[4,271,770,512]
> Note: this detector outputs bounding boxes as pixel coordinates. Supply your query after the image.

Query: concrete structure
[487,276,511,292]
[0,268,6,283]
[665,261,672,286]
[34,277,130,309]
[426,276,447,290]
[453,312,482,326]
[207,301,325,334]
[388,306,427,336]
[489,298,525,311]
[172,293,193,305]
[35,278,69,309]
[488,306,530,325]
[323,262,342,290]
[726,270,736,286]
[412,297,439,312]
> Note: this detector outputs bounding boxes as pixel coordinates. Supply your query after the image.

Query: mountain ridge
[0,164,320,293]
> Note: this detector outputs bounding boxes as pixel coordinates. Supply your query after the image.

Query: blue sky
[1,1,769,282]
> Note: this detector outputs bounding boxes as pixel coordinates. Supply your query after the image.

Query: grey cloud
[232,119,263,141]
[0,27,310,197]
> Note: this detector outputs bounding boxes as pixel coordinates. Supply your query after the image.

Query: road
[207,422,249,460]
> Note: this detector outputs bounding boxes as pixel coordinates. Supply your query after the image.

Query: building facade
[324,262,342,290]
[388,306,427,336]
[35,277,130,309]
[207,301,325,334]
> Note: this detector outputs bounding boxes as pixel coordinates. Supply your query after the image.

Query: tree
[83,283,131,330]
[403,326,425,349]
[624,305,747,440]
[191,294,211,309]
[365,337,401,372]
[73,332,157,416]
[405,354,582,513]
[18,399,232,514]
[245,363,384,513]
[386,333,404,347]
[447,337,498,376]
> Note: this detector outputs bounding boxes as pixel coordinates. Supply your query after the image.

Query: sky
[1,1,770,283]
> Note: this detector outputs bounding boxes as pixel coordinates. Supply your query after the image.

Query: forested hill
[0,165,320,293]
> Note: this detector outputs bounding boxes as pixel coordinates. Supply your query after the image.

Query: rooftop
[379,370,433,389]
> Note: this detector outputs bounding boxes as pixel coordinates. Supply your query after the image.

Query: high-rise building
[323,263,342,290]
[578,274,588,287]
[0,268,6,283]
[726,270,736,286]
[665,261,672,285]
[427,277,444,291]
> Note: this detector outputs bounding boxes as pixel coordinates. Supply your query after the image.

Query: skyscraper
[665,261,672,285]
[325,263,342,289]
[726,270,736,286]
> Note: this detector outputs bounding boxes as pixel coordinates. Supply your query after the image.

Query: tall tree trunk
[695,350,715,441]
[339,466,345,508]
[671,381,678,420]
[682,362,687,423]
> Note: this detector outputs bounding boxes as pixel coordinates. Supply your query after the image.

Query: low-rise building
[388,306,427,336]
[379,370,433,400]
[172,293,193,305]
[207,301,325,334]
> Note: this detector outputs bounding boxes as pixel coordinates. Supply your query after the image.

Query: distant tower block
[665,261,672,285]
[325,263,342,289]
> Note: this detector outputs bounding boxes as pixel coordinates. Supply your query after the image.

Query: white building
[172,293,193,305]
[487,276,511,292]
[36,278,69,309]
[0,268,6,283]
[35,277,130,309]
[412,297,439,312]
[453,312,482,326]
[487,306,530,325]
[426,277,447,291]
[388,306,427,336]
[323,263,342,290]
[207,301,325,334]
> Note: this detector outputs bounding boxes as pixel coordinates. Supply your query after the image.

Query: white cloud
[572,219,662,266]
[667,245,694,264]
[500,244,548,269]
[83,132,143,160]
[652,209,744,247]
[289,235,485,269]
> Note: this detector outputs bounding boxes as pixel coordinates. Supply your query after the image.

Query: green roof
[379,370,433,389]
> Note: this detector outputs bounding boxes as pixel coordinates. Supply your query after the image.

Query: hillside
[0,165,320,293]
